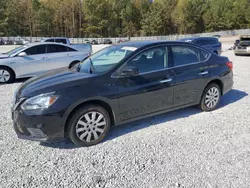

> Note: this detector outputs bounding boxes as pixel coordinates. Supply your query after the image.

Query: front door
[17,44,47,77]
[116,46,174,121]
[170,45,210,107]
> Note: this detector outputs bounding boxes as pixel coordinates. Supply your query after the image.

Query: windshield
[78,45,137,73]
[240,41,250,46]
[6,45,27,56]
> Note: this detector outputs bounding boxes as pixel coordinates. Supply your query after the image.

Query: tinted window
[55,39,67,44]
[24,45,46,55]
[45,39,54,42]
[199,39,218,45]
[126,47,168,74]
[172,46,199,66]
[47,44,68,53]
[199,49,210,61]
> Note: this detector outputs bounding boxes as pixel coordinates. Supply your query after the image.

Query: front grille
[27,128,47,138]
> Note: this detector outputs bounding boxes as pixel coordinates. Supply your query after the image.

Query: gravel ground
[0,43,250,188]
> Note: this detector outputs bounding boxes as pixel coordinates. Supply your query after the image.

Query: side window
[47,44,68,53]
[67,47,77,52]
[199,49,210,61]
[126,46,168,74]
[199,39,209,46]
[45,39,54,42]
[24,45,46,55]
[208,39,218,45]
[55,39,67,44]
[171,46,199,67]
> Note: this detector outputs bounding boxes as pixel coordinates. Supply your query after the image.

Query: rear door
[170,45,210,107]
[45,44,72,69]
[115,46,175,121]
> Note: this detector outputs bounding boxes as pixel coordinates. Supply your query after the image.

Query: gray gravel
[0,43,250,188]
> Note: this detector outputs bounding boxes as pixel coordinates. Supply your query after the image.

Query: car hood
[16,68,96,97]
[0,54,9,59]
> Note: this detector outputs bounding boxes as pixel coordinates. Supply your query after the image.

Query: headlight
[21,92,58,110]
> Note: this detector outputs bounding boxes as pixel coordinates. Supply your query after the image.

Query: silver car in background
[0,42,89,83]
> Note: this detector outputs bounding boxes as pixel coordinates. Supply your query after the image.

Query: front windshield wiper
[89,57,95,74]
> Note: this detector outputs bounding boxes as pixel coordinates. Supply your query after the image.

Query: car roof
[23,42,73,48]
[42,37,68,39]
[116,40,194,48]
[179,37,218,41]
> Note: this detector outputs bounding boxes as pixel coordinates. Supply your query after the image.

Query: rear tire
[0,67,15,83]
[199,83,221,112]
[69,61,80,69]
[67,104,111,147]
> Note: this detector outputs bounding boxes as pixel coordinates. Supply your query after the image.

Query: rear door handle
[42,57,48,60]
[199,71,208,76]
[159,78,172,83]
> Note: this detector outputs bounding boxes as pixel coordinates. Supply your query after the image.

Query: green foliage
[0,0,250,37]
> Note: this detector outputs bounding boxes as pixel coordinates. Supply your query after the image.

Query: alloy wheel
[205,87,220,109]
[0,69,10,83]
[76,111,107,142]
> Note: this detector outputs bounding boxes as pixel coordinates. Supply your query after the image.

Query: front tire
[67,104,111,147]
[199,83,221,112]
[0,67,15,83]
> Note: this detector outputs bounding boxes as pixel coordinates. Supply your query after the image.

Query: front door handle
[159,78,172,83]
[199,71,208,76]
[42,57,48,60]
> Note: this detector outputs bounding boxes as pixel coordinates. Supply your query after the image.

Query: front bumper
[12,108,67,142]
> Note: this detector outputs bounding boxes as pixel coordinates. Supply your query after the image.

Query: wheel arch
[64,99,116,137]
[69,60,81,68]
[205,79,224,95]
[0,65,16,79]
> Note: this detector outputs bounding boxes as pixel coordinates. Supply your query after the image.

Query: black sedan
[12,41,233,147]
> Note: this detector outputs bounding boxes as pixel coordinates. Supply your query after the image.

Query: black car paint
[12,41,233,142]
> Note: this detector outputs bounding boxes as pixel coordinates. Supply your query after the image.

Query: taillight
[226,61,233,70]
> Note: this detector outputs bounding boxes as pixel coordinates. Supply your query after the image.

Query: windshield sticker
[121,46,137,51]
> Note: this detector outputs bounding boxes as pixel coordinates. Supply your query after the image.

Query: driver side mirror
[121,66,139,77]
[18,52,27,57]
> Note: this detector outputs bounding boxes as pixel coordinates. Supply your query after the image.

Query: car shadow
[0,78,29,85]
[40,89,248,149]
[14,78,30,83]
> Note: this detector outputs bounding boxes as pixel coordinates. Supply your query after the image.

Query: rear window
[197,39,219,45]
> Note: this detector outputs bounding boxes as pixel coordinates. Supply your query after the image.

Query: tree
[141,0,177,36]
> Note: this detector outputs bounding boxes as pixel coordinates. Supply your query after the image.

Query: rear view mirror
[121,66,139,77]
[18,52,27,57]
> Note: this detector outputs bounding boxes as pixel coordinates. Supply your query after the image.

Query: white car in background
[0,42,89,83]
